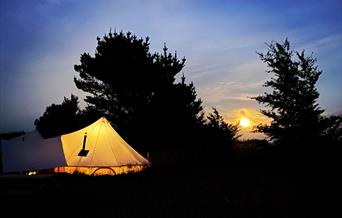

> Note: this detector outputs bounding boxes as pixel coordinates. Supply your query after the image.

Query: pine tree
[253,39,324,148]
[201,108,239,164]
[74,31,205,150]
[206,108,240,144]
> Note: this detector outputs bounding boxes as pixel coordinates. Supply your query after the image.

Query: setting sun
[240,118,251,128]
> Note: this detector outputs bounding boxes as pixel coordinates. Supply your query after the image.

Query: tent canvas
[1,131,66,173]
[1,117,150,175]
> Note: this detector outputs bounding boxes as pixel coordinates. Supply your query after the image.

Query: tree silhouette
[35,94,85,138]
[320,114,342,146]
[253,39,341,159]
[206,108,240,143]
[74,31,205,150]
[203,108,240,161]
[0,131,25,140]
[139,75,205,150]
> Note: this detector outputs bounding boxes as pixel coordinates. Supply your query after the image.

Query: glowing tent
[1,117,150,175]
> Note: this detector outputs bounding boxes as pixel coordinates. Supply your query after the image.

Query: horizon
[1,0,341,140]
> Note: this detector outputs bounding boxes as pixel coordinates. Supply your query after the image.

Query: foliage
[73,31,206,150]
[206,107,240,143]
[320,114,342,143]
[143,75,206,149]
[34,94,99,138]
[35,94,80,138]
[253,39,342,166]
[34,95,87,138]
[34,30,241,165]
[0,131,25,140]
[253,39,325,146]
[199,108,240,162]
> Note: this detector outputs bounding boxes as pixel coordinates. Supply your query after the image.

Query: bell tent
[1,117,150,175]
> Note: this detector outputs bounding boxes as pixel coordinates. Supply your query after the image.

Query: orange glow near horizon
[222,108,272,140]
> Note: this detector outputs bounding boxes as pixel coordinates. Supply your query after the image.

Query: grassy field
[0,164,337,218]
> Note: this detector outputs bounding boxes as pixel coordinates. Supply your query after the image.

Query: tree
[320,114,342,144]
[74,31,205,150]
[35,94,81,138]
[206,108,240,148]
[140,74,206,149]
[199,108,240,164]
[206,108,240,144]
[253,39,340,155]
[0,131,25,140]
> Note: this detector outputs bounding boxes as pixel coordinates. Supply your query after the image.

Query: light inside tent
[54,165,147,176]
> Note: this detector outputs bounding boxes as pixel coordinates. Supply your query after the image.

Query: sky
[1,0,341,139]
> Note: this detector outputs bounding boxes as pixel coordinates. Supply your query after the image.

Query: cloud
[227,107,272,140]
[195,60,268,108]
[227,108,271,125]
[203,106,270,140]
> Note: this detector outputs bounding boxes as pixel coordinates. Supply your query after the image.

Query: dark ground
[0,162,338,218]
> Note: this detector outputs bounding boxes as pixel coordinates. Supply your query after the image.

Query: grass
[0,163,337,218]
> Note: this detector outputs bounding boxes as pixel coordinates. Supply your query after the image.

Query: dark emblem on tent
[78,132,89,157]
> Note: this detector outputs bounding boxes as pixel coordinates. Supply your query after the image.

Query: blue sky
[1,0,341,139]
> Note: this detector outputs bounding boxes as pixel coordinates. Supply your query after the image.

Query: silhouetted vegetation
[253,39,342,163]
[206,108,240,143]
[35,94,80,138]
[4,34,340,218]
[33,33,341,169]
[0,131,25,140]
[201,108,240,162]
[29,30,243,171]
[34,94,100,138]
[320,114,342,144]
[72,31,237,155]
[0,165,338,218]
